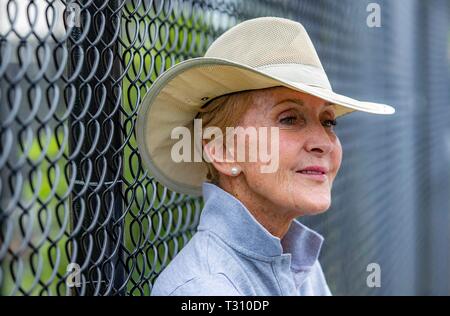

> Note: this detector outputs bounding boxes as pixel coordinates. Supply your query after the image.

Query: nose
[303,123,334,156]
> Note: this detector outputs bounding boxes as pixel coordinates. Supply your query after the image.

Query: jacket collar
[197,182,324,271]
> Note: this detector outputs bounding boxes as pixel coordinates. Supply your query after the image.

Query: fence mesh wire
[1,0,449,296]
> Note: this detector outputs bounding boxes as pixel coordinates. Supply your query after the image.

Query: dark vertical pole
[0,39,6,297]
[68,0,125,296]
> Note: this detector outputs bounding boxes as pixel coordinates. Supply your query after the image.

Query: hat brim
[136,57,395,196]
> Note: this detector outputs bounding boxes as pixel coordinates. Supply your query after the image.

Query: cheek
[278,132,304,168]
[331,137,343,174]
[242,131,300,176]
[243,135,299,187]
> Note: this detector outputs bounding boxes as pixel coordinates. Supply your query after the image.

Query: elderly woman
[136,17,395,296]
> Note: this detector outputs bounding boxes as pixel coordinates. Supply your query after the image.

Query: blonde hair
[196,90,257,184]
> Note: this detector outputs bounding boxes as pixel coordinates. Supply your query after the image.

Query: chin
[293,198,331,216]
[305,206,330,216]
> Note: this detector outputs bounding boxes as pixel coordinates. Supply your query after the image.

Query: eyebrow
[273,98,334,108]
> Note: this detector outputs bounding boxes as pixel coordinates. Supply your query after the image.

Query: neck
[219,177,295,239]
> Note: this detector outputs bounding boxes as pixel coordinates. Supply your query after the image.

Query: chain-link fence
[1,0,449,296]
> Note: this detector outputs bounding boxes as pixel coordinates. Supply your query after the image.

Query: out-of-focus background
[1,0,449,296]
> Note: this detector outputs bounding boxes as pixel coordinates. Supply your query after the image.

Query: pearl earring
[230,166,240,176]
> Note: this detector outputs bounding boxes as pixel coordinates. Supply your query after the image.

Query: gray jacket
[151,182,331,296]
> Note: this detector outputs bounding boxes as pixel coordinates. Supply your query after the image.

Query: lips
[297,166,328,174]
[296,166,328,182]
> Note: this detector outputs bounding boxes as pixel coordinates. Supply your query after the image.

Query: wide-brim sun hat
[136,16,396,197]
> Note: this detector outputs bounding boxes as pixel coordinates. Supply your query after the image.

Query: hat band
[255,63,332,91]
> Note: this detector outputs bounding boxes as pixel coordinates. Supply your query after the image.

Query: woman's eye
[278,115,337,128]
[323,119,337,128]
[279,116,298,125]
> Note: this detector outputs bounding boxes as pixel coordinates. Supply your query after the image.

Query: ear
[202,137,241,177]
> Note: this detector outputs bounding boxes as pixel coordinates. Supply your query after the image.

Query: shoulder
[150,231,242,296]
[152,273,241,296]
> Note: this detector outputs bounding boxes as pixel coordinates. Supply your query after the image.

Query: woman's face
[233,86,343,216]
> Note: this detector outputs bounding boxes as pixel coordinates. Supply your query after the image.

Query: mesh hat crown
[205,17,331,90]
[136,16,395,196]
